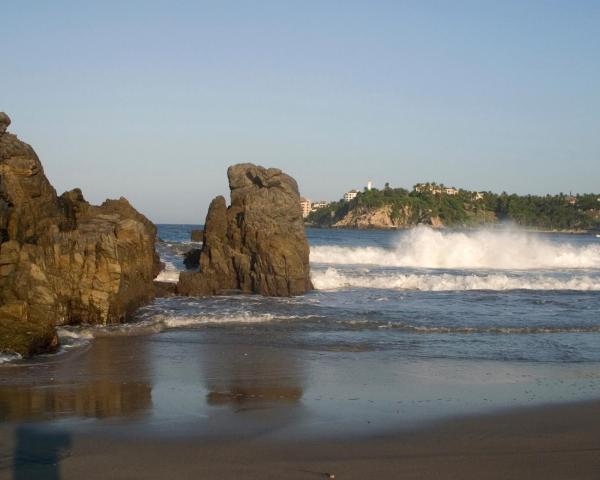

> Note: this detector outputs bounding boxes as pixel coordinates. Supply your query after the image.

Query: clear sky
[3,1,599,223]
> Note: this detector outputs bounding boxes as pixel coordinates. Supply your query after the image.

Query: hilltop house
[414,183,458,196]
[311,200,329,211]
[300,197,312,218]
[344,190,359,202]
[300,198,330,218]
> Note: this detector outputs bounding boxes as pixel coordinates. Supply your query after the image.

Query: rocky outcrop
[0,113,160,356]
[330,205,445,230]
[178,163,312,296]
[333,205,401,229]
[190,229,204,242]
[183,248,201,269]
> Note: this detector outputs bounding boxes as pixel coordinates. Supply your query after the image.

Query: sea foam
[56,312,322,341]
[310,226,600,270]
[156,261,181,283]
[0,352,22,365]
[312,267,600,291]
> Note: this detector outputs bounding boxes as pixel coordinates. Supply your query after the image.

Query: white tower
[367,180,372,191]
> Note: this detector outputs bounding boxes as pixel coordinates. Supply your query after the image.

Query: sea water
[140,225,600,363]
[1,225,600,438]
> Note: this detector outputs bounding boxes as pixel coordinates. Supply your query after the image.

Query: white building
[414,183,458,196]
[300,197,312,218]
[414,183,442,194]
[344,190,359,202]
[311,200,329,211]
[367,181,373,191]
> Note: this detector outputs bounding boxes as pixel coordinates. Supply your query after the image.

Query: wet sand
[1,400,600,479]
[2,335,600,478]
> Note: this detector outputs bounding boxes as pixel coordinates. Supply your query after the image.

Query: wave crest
[310,227,600,270]
[312,267,600,291]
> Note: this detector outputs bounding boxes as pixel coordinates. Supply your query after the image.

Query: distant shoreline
[304,223,598,235]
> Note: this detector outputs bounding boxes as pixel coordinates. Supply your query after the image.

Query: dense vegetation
[306,184,600,231]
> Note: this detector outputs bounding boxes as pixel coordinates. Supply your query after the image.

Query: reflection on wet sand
[0,382,151,421]
[207,386,302,406]
[201,344,305,409]
[0,337,152,421]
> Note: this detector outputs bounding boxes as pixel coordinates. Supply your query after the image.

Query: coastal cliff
[0,113,160,356]
[307,185,599,231]
[330,205,444,229]
[178,163,313,296]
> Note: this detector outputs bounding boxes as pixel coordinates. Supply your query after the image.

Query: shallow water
[1,225,600,439]
[135,226,600,363]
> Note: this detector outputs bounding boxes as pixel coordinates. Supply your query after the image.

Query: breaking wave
[310,226,600,270]
[57,312,322,342]
[312,268,600,291]
[337,319,600,334]
[0,352,22,365]
[156,261,181,283]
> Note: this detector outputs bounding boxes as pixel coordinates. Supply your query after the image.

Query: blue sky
[3,1,599,223]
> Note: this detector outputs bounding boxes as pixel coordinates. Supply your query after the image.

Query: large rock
[178,163,312,296]
[0,113,160,356]
[183,248,201,269]
[0,112,10,135]
[190,229,204,242]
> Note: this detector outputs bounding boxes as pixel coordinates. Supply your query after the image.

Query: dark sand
[2,400,600,479]
[2,337,600,478]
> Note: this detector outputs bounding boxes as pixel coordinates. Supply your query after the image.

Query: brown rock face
[0,113,10,135]
[0,113,160,356]
[178,163,312,296]
[190,229,204,242]
[183,248,201,269]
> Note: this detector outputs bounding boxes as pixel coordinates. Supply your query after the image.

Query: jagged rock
[0,113,160,356]
[178,163,312,297]
[0,113,10,135]
[190,229,204,242]
[330,205,445,230]
[183,248,201,269]
[154,281,178,297]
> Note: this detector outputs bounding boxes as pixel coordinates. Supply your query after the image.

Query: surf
[310,226,600,270]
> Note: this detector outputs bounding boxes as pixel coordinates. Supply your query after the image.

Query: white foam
[56,313,321,341]
[310,226,600,270]
[312,267,600,291]
[156,261,180,283]
[0,352,22,364]
[158,313,315,328]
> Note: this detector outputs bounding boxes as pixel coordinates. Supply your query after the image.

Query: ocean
[1,225,600,438]
[154,225,600,362]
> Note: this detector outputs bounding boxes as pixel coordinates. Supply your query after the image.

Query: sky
[2,1,599,223]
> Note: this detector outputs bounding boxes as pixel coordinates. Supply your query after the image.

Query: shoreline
[2,398,600,479]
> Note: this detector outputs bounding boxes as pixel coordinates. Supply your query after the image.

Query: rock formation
[330,205,444,229]
[190,229,204,242]
[178,163,312,296]
[183,248,201,269]
[0,113,160,356]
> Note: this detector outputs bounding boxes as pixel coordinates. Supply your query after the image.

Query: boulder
[0,113,160,356]
[153,281,178,297]
[190,229,204,242]
[183,248,201,269]
[0,112,10,135]
[178,163,313,296]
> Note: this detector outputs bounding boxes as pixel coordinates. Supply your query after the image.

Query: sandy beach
[1,332,600,479]
[2,399,600,479]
